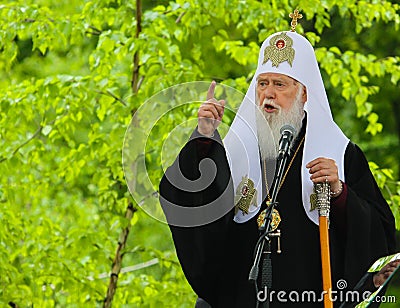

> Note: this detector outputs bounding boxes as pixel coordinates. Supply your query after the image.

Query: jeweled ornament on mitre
[262,32,295,67]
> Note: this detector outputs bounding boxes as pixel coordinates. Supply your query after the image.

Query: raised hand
[197,81,225,137]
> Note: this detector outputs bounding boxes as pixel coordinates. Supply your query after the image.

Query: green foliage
[369,162,400,230]
[0,0,400,306]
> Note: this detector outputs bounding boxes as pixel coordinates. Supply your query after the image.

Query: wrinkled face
[256,72,307,114]
[255,73,307,161]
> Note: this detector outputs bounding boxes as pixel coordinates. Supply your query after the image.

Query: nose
[259,85,276,104]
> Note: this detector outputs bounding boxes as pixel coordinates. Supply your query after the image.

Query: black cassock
[159,128,396,307]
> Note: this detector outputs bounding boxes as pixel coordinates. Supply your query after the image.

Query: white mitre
[223,31,349,225]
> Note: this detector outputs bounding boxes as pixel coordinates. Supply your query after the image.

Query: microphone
[278,125,296,159]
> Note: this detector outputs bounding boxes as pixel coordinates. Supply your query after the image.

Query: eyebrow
[257,76,299,86]
[257,77,292,83]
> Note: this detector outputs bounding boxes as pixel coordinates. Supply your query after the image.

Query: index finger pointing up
[207,80,216,101]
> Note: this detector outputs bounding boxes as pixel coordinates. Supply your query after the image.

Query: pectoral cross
[289,9,303,32]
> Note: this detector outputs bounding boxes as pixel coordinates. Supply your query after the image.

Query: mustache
[262,99,280,109]
[259,99,281,115]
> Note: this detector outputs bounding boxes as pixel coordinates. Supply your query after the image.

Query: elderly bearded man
[159,29,396,307]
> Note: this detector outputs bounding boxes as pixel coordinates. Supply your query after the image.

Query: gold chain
[263,135,305,201]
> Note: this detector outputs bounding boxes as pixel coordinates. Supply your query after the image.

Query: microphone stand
[249,148,292,308]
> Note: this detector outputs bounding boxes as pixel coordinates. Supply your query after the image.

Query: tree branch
[103,201,137,308]
[175,11,186,23]
[0,125,43,164]
[96,90,127,106]
[87,25,102,35]
[0,112,68,164]
[131,0,142,94]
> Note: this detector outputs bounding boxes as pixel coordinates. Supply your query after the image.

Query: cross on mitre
[289,9,303,32]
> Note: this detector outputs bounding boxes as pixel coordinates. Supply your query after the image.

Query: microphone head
[280,124,296,136]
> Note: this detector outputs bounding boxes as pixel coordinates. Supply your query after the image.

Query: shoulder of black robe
[159,128,235,306]
[333,141,396,289]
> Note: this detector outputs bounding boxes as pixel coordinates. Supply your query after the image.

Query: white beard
[255,87,305,162]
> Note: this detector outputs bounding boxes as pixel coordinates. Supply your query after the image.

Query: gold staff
[313,182,333,308]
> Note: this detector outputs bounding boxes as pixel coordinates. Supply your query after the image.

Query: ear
[301,86,307,104]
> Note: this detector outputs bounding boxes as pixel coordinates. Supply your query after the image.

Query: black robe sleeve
[331,142,396,289]
[159,128,234,305]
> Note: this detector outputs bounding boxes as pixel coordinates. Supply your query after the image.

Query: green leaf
[41,125,52,136]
